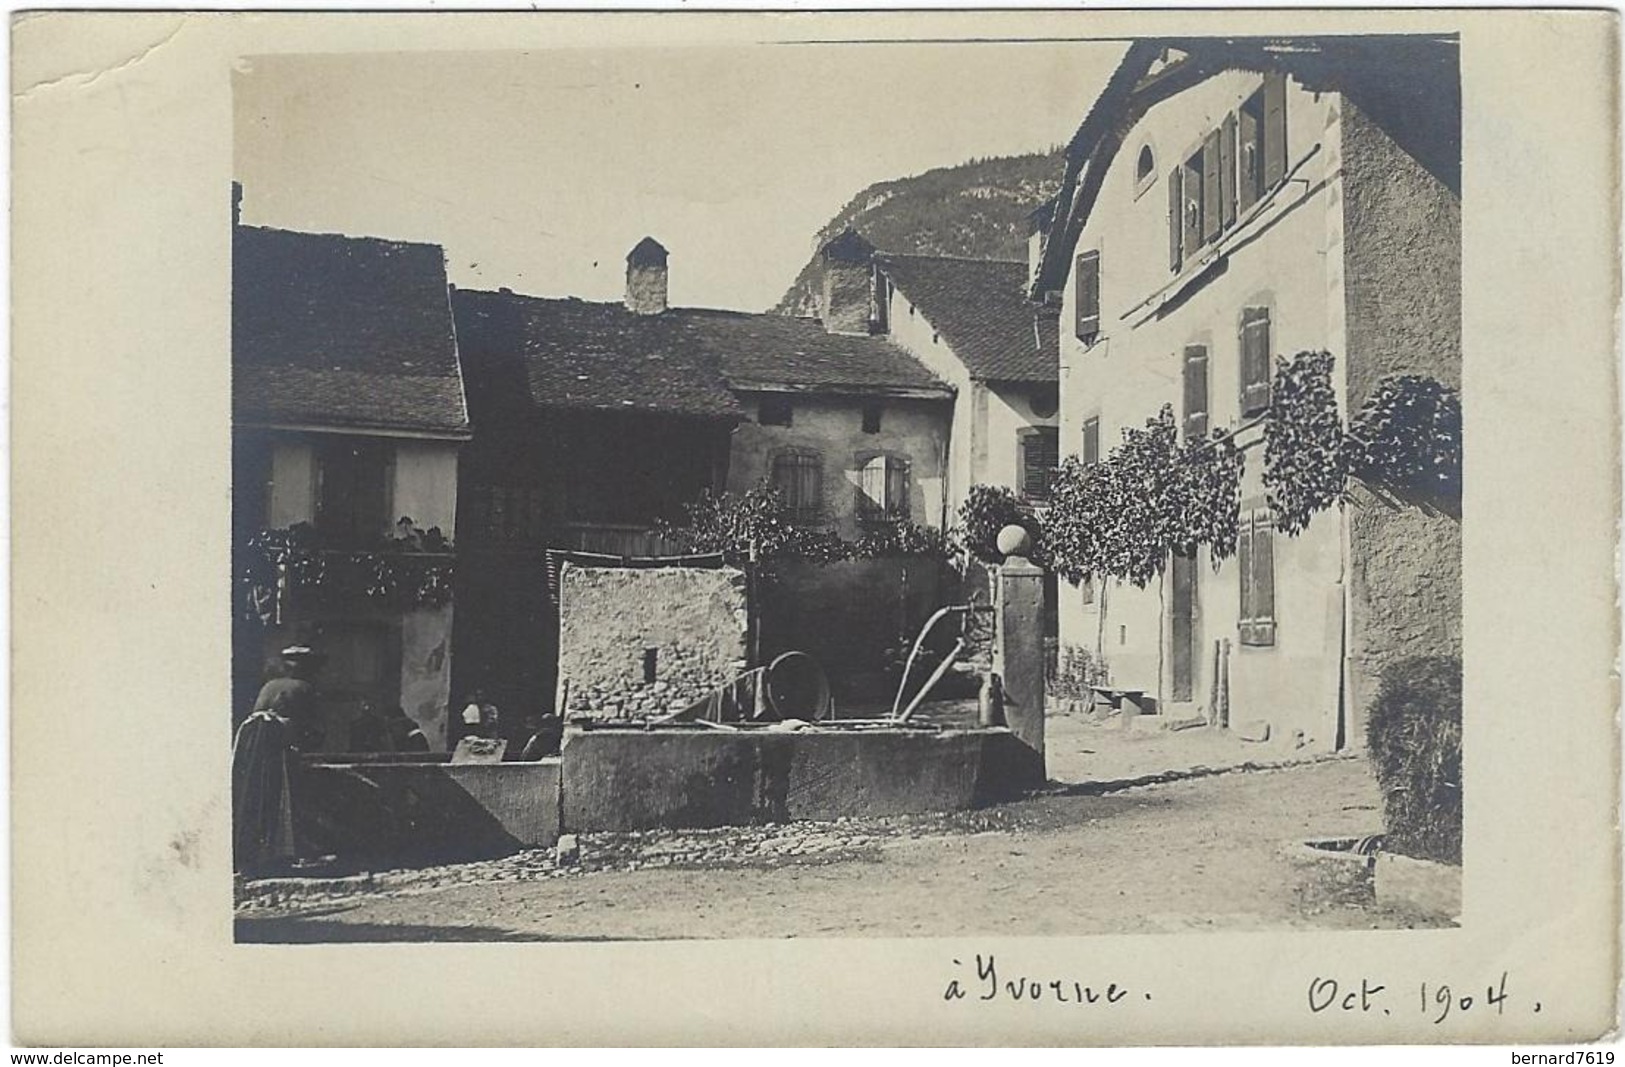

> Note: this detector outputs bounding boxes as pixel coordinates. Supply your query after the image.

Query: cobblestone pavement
[237,758,1447,942]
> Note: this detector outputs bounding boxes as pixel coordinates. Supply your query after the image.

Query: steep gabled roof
[232,225,470,437]
[1033,35,1460,298]
[878,254,1056,383]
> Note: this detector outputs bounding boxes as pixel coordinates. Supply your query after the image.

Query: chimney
[625,236,669,315]
[818,228,877,335]
[232,181,243,227]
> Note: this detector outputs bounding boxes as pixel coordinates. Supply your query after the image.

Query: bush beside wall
[1365,655,1462,865]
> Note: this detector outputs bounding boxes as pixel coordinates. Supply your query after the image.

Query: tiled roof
[233,226,469,436]
[451,289,951,421]
[684,308,951,395]
[452,290,744,420]
[878,254,1058,383]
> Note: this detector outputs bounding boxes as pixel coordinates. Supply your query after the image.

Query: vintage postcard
[10,7,1620,1047]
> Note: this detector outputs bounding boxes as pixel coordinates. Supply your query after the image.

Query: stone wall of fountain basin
[297,757,563,863]
[558,725,1043,833]
[298,725,1044,858]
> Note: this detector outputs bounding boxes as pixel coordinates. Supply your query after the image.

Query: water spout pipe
[890,604,980,719]
[896,638,967,723]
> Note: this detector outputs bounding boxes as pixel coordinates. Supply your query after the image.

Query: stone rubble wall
[557,563,749,718]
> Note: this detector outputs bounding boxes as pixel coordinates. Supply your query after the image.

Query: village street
[236,738,1444,942]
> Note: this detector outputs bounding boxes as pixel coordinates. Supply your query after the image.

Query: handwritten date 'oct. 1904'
[1308,972,1537,1024]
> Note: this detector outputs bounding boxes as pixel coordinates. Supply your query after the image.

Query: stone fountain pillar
[993,525,1046,784]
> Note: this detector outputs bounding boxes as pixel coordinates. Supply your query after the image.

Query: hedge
[1365,655,1462,865]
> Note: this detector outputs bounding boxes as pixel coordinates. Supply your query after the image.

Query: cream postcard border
[10,8,1620,1046]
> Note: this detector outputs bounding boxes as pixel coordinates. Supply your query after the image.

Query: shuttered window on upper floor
[1168,72,1289,275]
[1020,428,1060,502]
[1183,344,1210,441]
[1074,250,1101,342]
[1239,307,1273,417]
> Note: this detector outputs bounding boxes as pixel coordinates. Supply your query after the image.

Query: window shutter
[1183,345,1210,441]
[1238,100,1262,215]
[887,457,910,519]
[1167,166,1183,272]
[1220,112,1238,231]
[1181,158,1203,262]
[801,457,822,521]
[1262,72,1288,190]
[1237,512,1255,642]
[858,454,885,518]
[1239,308,1273,417]
[1201,129,1222,244]
[1074,251,1101,341]
[1022,431,1059,499]
[1082,417,1100,466]
[1251,512,1277,646]
[775,452,823,523]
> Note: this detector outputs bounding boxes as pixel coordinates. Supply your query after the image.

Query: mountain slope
[775,149,1066,316]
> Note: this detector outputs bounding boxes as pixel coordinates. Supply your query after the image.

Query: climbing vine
[956,483,1045,567]
[1265,353,1463,531]
[237,519,456,623]
[851,515,954,561]
[1030,353,1460,589]
[1047,405,1245,587]
[1177,430,1246,563]
[1346,374,1462,500]
[1264,350,1347,535]
[655,483,949,566]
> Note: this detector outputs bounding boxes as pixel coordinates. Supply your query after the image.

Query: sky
[233,42,1124,312]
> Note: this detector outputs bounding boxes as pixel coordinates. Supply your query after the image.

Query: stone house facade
[1032,36,1461,750]
[232,208,470,750]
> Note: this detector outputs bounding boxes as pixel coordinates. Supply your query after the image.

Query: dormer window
[1136,145,1155,184]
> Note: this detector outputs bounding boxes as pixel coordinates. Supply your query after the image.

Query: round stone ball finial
[995,524,1032,559]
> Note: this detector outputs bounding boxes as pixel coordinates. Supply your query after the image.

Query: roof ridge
[879,251,1026,267]
[457,287,616,306]
[239,223,444,254]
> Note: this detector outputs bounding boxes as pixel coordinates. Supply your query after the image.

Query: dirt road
[238,759,1442,942]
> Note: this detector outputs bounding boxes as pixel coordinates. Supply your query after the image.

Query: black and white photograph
[228,32,1467,944]
[10,7,1619,1049]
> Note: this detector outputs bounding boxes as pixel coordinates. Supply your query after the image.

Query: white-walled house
[795,231,1065,629]
[1032,37,1461,750]
[232,211,470,749]
[871,251,1061,516]
[802,230,1063,516]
